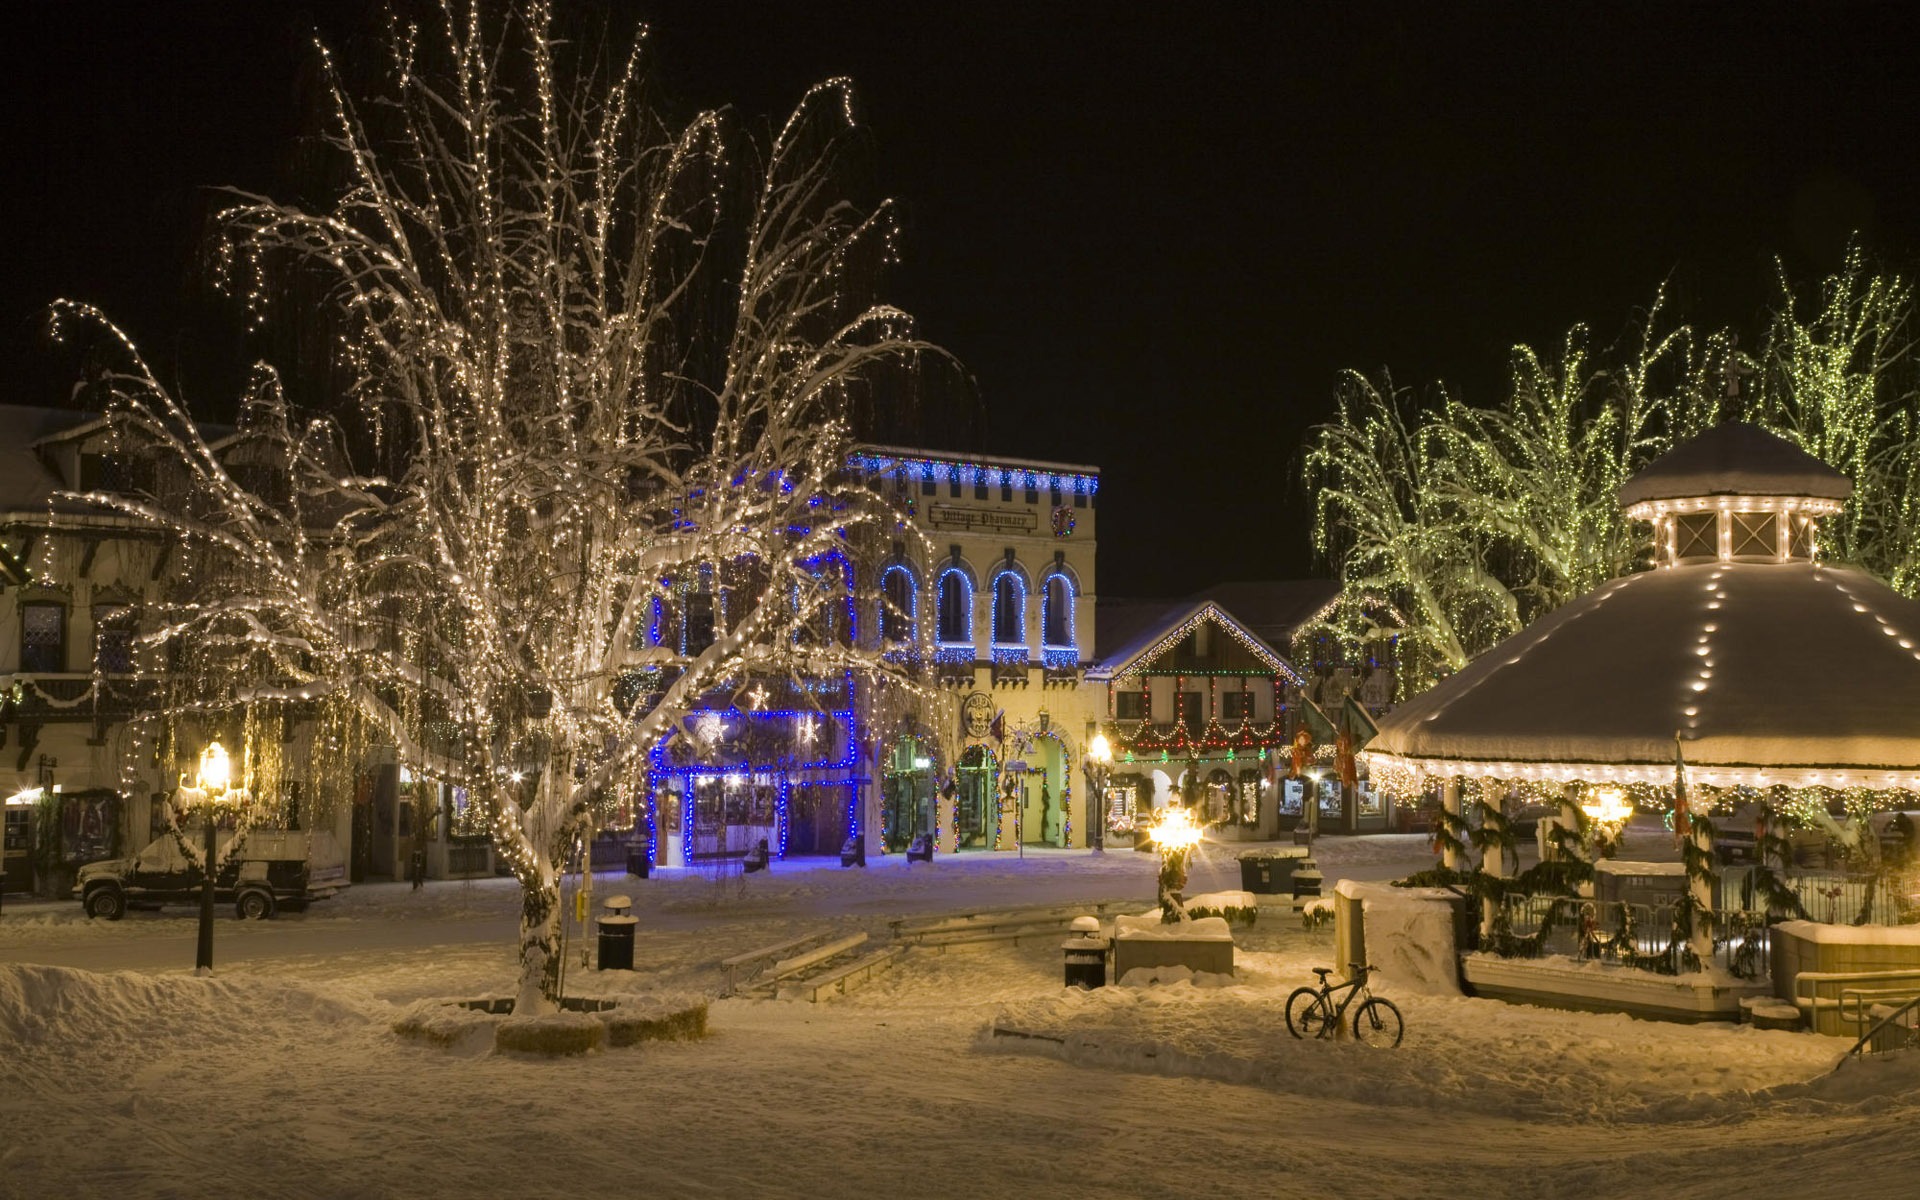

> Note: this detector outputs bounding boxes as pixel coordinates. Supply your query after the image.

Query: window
[93,604,134,674]
[21,603,65,673]
[1730,512,1778,557]
[949,477,961,498]
[992,571,1025,646]
[974,481,988,500]
[921,477,936,497]
[1791,516,1815,558]
[1042,574,1074,647]
[1222,690,1252,720]
[880,566,916,644]
[1024,485,1039,505]
[1175,691,1202,727]
[1115,690,1145,720]
[937,570,972,644]
[1673,512,1717,559]
[1000,482,1013,502]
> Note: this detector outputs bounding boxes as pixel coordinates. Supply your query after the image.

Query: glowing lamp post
[1151,802,1203,920]
[187,741,234,975]
[1084,730,1113,855]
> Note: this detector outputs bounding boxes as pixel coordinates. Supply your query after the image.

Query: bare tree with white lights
[55,0,941,1009]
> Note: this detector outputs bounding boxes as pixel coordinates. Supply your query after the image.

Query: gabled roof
[1187,580,1340,646]
[1091,597,1306,685]
[1617,422,1852,508]
[0,405,103,516]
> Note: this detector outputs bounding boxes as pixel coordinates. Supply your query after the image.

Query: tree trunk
[516,870,562,1013]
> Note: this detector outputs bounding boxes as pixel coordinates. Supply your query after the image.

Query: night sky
[5,2,1918,596]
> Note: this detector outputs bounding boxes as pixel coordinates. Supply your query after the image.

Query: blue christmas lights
[990,566,1027,648]
[849,449,1100,497]
[935,564,973,647]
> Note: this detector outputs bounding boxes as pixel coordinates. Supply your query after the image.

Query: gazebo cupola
[1617,422,1852,566]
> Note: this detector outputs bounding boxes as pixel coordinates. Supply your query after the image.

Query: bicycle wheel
[1285,987,1333,1039]
[1351,997,1404,1047]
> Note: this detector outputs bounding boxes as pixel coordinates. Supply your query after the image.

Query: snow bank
[985,983,1841,1123]
[0,962,370,1049]
[1113,914,1233,941]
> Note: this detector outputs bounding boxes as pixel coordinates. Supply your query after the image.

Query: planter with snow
[1110,914,1234,981]
[394,993,709,1056]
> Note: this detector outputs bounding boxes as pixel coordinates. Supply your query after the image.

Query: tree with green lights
[1306,247,1920,698]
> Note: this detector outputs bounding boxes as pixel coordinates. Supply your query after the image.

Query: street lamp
[186,741,235,975]
[1084,730,1112,854]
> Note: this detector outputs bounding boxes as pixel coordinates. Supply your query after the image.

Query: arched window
[1042,573,1074,648]
[880,565,916,644]
[937,568,972,645]
[991,569,1026,647]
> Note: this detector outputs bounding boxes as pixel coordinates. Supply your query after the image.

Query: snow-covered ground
[4,836,1916,1199]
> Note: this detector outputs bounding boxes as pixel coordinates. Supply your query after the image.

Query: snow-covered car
[74,828,347,921]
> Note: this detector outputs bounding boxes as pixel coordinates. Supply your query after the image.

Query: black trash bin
[1063,919,1109,988]
[1239,853,1275,893]
[596,896,637,971]
[626,847,651,879]
[840,834,867,868]
[1239,848,1305,895]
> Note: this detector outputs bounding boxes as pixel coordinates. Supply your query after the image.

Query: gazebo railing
[1719,865,1902,926]
[1497,895,1772,978]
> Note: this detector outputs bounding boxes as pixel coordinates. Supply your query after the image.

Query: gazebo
[1361,423,1920,1020]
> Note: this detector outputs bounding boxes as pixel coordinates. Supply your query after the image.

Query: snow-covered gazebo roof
[1366,423,1920,792]
[1616,421,1852,511]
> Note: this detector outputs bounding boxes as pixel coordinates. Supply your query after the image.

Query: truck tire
[84,886,127,921]
[235,890,276,921]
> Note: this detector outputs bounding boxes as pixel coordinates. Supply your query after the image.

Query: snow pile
[0,962,369,1050]
[1112,914,1233,941]
[1117,965,1235,988]
[985,982,1843,1123]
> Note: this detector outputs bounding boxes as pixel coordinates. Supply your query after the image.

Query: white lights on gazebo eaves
[1622,494,1846,522]
[1362,751,1920,795]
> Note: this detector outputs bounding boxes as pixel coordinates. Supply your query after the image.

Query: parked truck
[74,826,348,920]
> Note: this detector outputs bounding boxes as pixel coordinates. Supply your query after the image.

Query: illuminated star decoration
[797,714,819,745]
[744,683,769,711]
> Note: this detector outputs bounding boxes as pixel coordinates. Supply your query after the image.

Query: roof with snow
[1365,560,1920,789]
[1092,593,1311,685]
[0,404,101,516]
[1616,422,1852,508]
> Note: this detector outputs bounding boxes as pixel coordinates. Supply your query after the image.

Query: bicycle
[1285,962,1403,1047]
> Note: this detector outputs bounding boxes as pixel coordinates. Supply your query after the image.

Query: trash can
[840,834,867,868]
[906,833,933,863]
[1063,917,1108,988]
[1292,858,1323,901]
[596,896,637,971]
[1239,847,1308,895]
[626,847,651,879]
